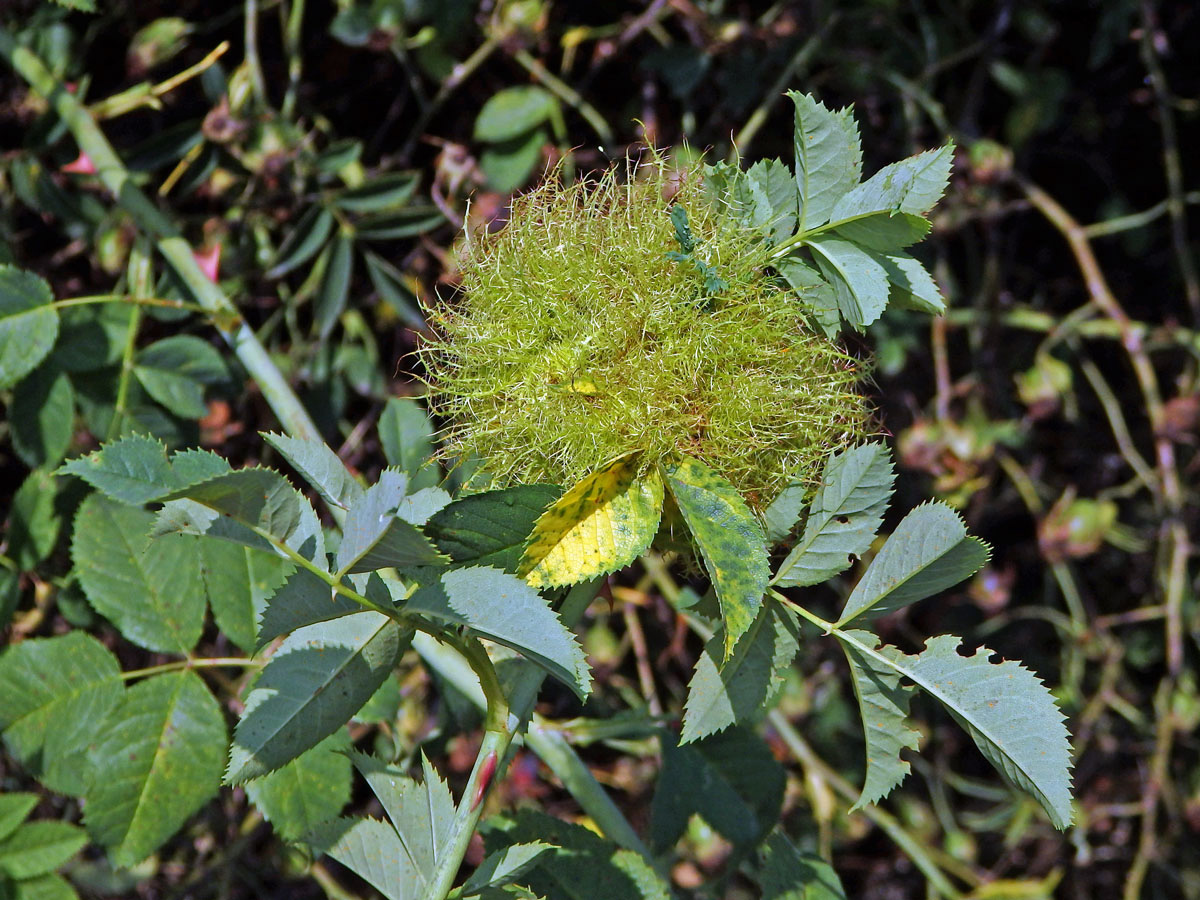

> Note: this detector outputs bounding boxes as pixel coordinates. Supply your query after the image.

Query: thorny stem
[423,580,620,898]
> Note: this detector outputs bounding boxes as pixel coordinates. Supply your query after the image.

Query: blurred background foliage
[0,1,1198,898]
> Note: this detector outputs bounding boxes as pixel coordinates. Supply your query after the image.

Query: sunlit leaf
[520,454,662,590]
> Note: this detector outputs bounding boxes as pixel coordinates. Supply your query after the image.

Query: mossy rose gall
[422,160,869,510]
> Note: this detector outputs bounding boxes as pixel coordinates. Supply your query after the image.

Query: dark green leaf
[256,566,361,648]
[832,212,930,253]
[0,266,59,390]
[268,205,335,279]
[226,613,409,782]
[651,728,784,852]
[200,539,291,653]
[0,795,37,843]
[755,832,847,900]
[355,207,445,241]
[425,485,561,573]
[480,130,546,194]
[364,251,426,330]
[334,173,419,214]
[0,822,87,880]
[11,366,74,469]
[84,671,226,866]
[483,811,670,900]
[463,843,553,894]
[8,470,64,571]
[133,335,229,420]
[314,232,354,340]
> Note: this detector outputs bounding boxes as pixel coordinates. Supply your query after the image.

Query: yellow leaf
[520,452,664,589]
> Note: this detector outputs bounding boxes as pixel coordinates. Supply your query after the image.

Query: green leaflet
[11,364,74,469]
[837,631,1073,829]
[256,566,360,648]
[8,470,64,571]
[680,600,800,743]
[879,250,946,315]
[831,212,930,253]
[425,484,562,573]
[0,632,123,796]
[156,468,327,563]
[773,443,894,588]
[745,158,798,245]
[345,752,454,884]
[245,731,351,841]
[132,335,229,420]
[59,433,229,506]
[201,540,292,653]
[72,494,207,654]
[226,612,408,783]
[475,86,558,143]
[336,469,447,574]
[754,832,847,900]
[308,753,454,899]
[406,566,591,698]
[836,501,989,626]
[663,455,769,659]
[0,794,38,842]
[787,92,862,231]
[0,265,59,390]
[520,453,663,590]
[806,235,891,329]
[308,817,424,900]
[651,727,784,853]
[84,671,227,866]
[263,431,364,509]
[483,810,670,900]
[828,143,955,222]
[267,204,334,278]
[838,630,920,810]
[775,256,840,337]
[0,821,87,881]
[463,843,554,894]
